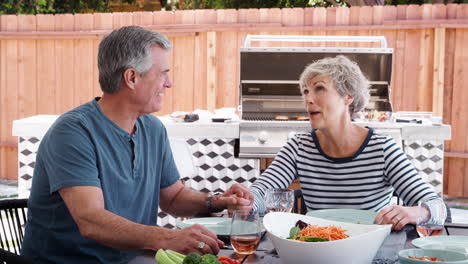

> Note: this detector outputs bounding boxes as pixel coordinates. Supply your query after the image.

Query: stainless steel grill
[237,35,394,158]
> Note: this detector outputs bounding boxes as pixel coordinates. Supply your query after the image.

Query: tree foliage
[167,0,344,9]
[0,0,465,14]
[167,0,465,9]
[0,0,137,15]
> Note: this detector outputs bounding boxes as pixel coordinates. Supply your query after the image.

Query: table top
[218,225,424,264]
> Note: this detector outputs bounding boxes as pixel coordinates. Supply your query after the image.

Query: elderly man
[21,26,252,264]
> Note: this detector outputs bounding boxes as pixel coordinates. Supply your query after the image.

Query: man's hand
[374,205,430,231]
[165,224,224,255]
[212,184,254,214]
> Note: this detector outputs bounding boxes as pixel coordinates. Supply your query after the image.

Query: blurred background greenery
[1,0,466,15]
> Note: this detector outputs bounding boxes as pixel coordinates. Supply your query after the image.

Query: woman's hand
[374,205,430,231]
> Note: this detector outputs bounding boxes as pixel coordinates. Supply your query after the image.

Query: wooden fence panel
[36,15,56,114]
[93,13,114,98]
[448,29,467,196]
[17,15,37,119]
[216,9,239,109]
[73,14,96,108]
[0,15,18,182]
[281,8,304,47]
[461,29,468,196]
[55,14,75,114]
[193,10,213,111]
[443,27,456,195]
[172,11,195,112]
[0,5,467,197]
[459,4,468,197]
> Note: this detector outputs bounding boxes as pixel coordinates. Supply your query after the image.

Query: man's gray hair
[299,55,370,114]
[98,26,172,94]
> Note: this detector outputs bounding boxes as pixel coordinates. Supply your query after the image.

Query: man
[21,26,253,264]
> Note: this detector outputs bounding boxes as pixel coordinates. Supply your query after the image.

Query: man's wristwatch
[206,192,224,213]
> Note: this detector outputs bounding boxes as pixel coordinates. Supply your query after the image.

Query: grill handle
[243,35,388,49]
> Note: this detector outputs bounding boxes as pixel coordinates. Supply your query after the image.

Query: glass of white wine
[416,198,447,237]
[264,188,294,213]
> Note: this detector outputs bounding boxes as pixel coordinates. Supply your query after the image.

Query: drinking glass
[416,198,447,237]
[264,188,294,213]
[230,210,261,255]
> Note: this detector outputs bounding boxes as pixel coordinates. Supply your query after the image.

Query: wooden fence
[0,4,467,195]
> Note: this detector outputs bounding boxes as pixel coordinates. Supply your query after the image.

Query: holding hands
[167,184,253,255]
[212,184,254,214]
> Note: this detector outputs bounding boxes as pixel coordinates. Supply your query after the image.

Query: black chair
[0,198,32,264]
[293,189,307,215]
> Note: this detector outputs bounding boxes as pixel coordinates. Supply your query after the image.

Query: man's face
[134,46,172,114]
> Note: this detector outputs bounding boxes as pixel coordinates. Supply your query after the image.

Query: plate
[176,217,232,235]
[306,209,378,225]
[176,217,265,236]
[412,236,468,254]
[399,248,468,264]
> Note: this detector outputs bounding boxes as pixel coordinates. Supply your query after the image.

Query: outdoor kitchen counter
[12,115,450,226]
[11,115,240,138]
[12,114,253,229]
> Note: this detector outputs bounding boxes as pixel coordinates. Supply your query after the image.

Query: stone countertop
[12,115,450,141]
[11,114,240,138]
[353,121,451,141]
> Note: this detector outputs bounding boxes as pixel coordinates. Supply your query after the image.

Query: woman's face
[302,75,351,130]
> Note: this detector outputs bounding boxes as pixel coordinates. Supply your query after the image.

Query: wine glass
[230,210,261,255]
[416,198,447,237]
[264,188,294,213]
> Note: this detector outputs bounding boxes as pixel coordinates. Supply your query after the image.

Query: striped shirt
[251,128,438,214]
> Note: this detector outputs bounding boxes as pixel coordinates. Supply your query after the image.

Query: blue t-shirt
[21,98,180,263]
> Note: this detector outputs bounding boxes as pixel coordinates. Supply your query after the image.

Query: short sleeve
[42,116,101,193]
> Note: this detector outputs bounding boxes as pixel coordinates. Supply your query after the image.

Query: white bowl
[263,212,391,264]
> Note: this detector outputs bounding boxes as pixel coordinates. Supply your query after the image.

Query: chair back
[169,138,196,178]
[293,189,307,215]
[0,199,28,255]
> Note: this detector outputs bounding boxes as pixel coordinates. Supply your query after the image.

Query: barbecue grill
[237,35,393,158]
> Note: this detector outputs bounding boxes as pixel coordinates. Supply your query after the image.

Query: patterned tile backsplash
[17,137,445,229]
[18,136,259,229]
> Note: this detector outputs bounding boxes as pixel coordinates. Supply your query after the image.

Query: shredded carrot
[294,225,349,241]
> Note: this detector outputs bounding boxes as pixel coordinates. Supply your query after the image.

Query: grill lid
[239,35,394,118]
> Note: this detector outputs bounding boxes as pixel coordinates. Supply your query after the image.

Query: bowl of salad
[399,249,468,264]
[262,212,391,264]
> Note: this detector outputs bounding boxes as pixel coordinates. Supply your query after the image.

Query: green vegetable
[288,226,300,239]
[166,250,185,264]
[201,254,221,264]
[301,237,328,242]
[182,252,202,264]
[156,249,176,264]
[167,250,186,259]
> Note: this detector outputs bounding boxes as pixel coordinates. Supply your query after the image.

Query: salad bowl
[262,212,391,264]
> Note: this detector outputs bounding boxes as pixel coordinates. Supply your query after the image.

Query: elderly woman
[250,55,445,230]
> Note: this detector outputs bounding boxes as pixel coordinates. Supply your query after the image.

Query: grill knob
[288,131,297,140]
[258,131,269,144]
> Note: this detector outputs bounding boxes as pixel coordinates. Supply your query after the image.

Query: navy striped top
[251,128,438,213]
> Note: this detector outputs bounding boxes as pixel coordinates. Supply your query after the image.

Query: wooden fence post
[433,27,445,117]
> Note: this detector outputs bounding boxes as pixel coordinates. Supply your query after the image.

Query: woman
[250,55,445,230]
